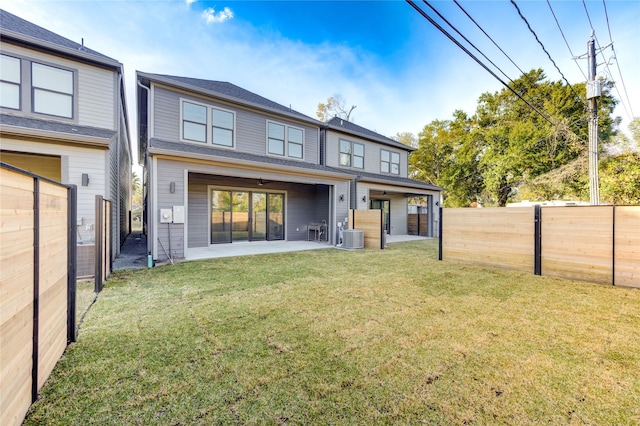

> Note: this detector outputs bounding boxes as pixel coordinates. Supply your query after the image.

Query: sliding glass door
[211,189,284,244]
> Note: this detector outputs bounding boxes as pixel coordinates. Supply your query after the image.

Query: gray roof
[336,168,443,192]
[326,117,415,152]
[138,72,321,125]
[149,138,353,178]
[1,113,116,139]
[0,9,118,63]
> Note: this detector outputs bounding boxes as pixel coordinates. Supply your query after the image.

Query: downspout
[116,72,122,252]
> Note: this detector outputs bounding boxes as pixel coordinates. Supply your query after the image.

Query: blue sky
[2,0,638,156]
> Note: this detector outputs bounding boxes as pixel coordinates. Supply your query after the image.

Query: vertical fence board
[1,165,73,426]
[442,208,534,273]
[614,206,640,288]
[542,207,613,284]
[0,168,35,426]
[350,209,383,249]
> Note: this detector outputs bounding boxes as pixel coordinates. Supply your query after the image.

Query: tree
[391,132,417,148]
[316,94,356,122]
[408,68,620,206]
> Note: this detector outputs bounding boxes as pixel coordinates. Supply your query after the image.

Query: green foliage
[600,152,640,205]
[410,69,622,206]
[316,94,356,122]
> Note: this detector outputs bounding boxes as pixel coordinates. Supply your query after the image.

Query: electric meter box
[160,209,173,223]
[173,206,185,224]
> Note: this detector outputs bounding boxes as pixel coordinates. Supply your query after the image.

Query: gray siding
[153,158,350,260]
[325,130,409,178]
[152,86,320,164]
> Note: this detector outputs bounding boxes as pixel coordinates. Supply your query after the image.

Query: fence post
[534,205,542,275]
[95,195,103,293]
[31,177,40,403]
[67,185,77,343]
[438,207,443,261]
[612,205,616,286]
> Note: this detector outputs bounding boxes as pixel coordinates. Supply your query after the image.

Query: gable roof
[325,117,415,152]
[137,72,322,126]
[0,9,120,67]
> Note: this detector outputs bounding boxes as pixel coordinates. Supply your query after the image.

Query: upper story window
[339,139,364,169]
[1,55,21,110]
[181,99,235,147]
[267,121,304,159]
[1,54,76,119]
[32,63,73,118]
[381,149,400,175]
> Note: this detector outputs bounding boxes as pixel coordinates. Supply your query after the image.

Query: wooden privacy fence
[441,206,640,288]
[349,209,384,249]
[1,163,77,426]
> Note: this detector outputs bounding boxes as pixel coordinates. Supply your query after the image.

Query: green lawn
[26,240,640,425]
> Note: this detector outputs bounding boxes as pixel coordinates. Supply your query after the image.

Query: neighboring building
[322,117,442,237]
[137,72,442,262]
[0,10,132,271]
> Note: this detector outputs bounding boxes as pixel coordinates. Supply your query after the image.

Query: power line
[454,0,588,120]
[545,0,588,81]
[421,1,514,86]
[406,0,557,127]
[453,0,528,78]
[602,0,635,119]
[510,0,583,103]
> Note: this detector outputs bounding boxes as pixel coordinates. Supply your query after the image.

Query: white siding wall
[325,130,409,178]
[0,44,115,130]
[1,137,108,242]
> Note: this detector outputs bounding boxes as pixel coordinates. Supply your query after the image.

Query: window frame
[0,54,22,110]
[31,61,74,119]
[266,120,305,160]
[339,139,364,169]
[180,98,236,148]
[381,149,400,175]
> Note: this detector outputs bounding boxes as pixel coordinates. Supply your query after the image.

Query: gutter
[0,124,112,147]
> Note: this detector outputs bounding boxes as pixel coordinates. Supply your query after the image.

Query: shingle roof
[139,73,320,124]
[0,9,116,62]
[334,168,443,192]
[149,138,353,178]
[1,113,116,139]
[326,117,415,152]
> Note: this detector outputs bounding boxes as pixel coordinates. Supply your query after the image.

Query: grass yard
[25,240,640,425]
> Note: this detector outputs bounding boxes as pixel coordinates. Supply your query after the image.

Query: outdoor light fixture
[82,173,89,186]
[383,191,387,195]
[362,195,367,202]
[339,194,344,202]
[170,182,175,193]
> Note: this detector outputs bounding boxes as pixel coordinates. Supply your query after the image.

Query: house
[322,117,442,237]
[0,10,132,274]
[137,72,442,262]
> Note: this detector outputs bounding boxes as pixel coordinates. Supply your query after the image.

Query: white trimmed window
[381,149,400,175]
[181,99,235,147]
[32,62,74,118]
[267,121,304,159]
[1,54,21,110]
[339,139,364,169]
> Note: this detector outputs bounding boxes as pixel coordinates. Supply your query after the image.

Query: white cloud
[202,7,234,24]
[185,0,196,6]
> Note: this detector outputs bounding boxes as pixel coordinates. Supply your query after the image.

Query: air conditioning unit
[343,229,364,249]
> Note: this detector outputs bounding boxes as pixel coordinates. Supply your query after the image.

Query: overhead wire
[545,0,588,81]
[453,0,587,124]
[405,0,557,127]
[602,0,634,118]
[510,0,584,104]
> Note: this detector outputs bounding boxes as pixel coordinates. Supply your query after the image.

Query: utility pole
[586,32,600,205]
